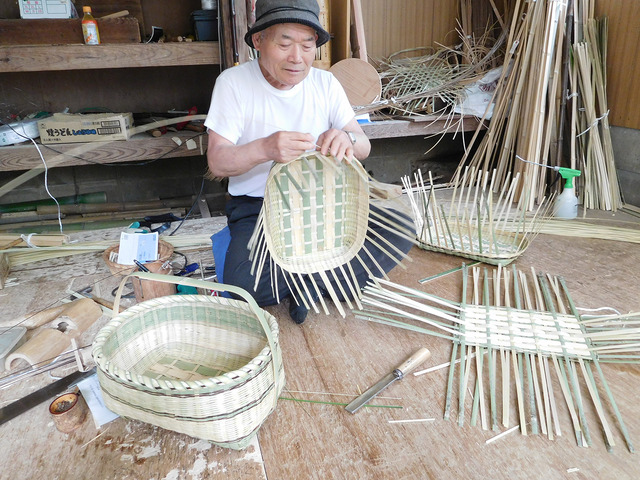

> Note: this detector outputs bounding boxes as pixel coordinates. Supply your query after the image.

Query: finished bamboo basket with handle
[92,273,285,450]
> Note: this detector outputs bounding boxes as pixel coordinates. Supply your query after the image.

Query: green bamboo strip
[279,397,402,409]
[458,263,470,427]
[559,276,635,452]
[568,359,593,447]
[502,269,512,427]
[419,262,481,284]
[483,269,498,430]
[537,353,553,439]
[552,354,584,446]
[354,311,455,342]
[577,357,615,451]
[515,351,527,436]
[525,353,540,435]
[440,204,457,249]
[444,342,459,421]
[543,355,561,438]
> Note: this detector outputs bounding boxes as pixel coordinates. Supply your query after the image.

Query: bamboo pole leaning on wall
[454,0,623,214]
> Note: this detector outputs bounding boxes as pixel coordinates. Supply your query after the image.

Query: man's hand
[316,128,354,162]
[265,131,317,163]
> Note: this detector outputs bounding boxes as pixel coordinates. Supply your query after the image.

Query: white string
[20,233,39,248]
[576,110,609,138]
[27,136,64,234]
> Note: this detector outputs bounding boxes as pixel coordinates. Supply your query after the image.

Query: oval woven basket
[261,152,370,274]
[92,273,285,450]
[249,151,415,317]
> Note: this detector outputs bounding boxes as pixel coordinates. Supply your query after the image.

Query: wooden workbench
[0,210,638,479]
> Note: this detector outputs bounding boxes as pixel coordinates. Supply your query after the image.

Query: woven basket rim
[92,294,280,392]
[417,237,530,266]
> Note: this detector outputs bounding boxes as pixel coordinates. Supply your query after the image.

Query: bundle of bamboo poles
[403,167,552,265]
[357,264,638,451]
[453,0,623,214]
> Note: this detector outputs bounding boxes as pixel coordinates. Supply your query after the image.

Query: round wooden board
[329,58,382,106]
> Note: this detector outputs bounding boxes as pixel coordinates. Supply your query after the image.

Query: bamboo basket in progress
[404,167,552,266]
[357,265,638,451]
[249,151,415,317]
[92,273,285,450]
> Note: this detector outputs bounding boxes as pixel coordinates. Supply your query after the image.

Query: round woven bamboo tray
[92,273,285,450]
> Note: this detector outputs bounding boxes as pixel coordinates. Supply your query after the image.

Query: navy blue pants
[222,195,413,307]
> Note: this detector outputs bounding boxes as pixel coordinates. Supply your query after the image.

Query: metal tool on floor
[0,367,96,426]
[345,347,431,414]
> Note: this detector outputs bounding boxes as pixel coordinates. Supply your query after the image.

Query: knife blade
[345,347,431,414]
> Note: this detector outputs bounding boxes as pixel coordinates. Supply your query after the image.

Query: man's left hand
[316,128,354,162]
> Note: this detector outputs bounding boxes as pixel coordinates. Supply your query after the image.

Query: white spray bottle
[552,167,581,219]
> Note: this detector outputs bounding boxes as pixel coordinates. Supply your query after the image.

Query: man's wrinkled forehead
[264,23,317,42]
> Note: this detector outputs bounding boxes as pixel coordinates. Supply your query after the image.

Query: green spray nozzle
[553,167,581,189]
[516,157,582,189]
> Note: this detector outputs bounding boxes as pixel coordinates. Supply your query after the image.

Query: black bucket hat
[244,0,330,49]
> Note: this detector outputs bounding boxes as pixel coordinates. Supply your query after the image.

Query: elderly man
[205,0,411,323]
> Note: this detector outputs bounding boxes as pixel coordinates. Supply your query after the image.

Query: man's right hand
[265,131,316,163]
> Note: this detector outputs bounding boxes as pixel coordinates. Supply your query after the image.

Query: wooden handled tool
[345,347,431,414]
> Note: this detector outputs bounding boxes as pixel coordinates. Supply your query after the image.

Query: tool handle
[394,347,431,377]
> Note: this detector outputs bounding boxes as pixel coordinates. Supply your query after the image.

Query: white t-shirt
[204,59,356,197]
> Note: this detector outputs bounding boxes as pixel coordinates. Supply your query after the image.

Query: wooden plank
[82,0,146,35]
[0,42,220,72]
[329,0,351,63]
[0,131,205,172]
[361,0,458,61]
[0,18,141,45]
[595,0,640,129]
[350,0,368,60]
[362,116,485,139]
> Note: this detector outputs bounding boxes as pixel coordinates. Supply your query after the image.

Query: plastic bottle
[82,6,101,45]
[553,167,581,219]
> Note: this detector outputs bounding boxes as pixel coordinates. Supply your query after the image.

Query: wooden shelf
[0,42,220,73]
[0,115,487,172]
[362,115,485,139]
[0,131,207,172]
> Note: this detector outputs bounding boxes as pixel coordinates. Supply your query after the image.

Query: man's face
[253,23,318,90]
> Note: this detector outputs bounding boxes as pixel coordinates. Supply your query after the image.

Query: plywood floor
[0,210,639,480]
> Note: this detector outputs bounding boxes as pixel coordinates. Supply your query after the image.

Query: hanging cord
[0,120,63,233]
[168,176,206,236]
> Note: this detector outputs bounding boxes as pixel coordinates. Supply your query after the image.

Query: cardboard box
[38,113,134,144]
[18,0,73,19]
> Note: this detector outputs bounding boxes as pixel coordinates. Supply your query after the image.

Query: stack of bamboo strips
[357,264,638,451]
[454,0,623,214]
[500,216,640,244]
[572,15,622,211]
[454,0,569,209]
[2,234,213,267]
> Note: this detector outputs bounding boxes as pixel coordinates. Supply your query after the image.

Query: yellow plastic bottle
[82,6,101,45]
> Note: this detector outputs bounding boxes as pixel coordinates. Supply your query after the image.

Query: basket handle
[112,272,283,402]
